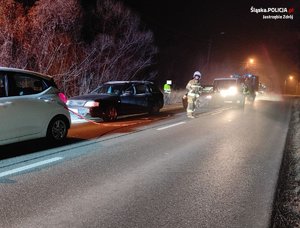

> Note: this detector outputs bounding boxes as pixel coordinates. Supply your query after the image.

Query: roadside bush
[0,0,157,96]
[164,89,186,105]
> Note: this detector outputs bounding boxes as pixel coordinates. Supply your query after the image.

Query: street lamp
[245,58,256,73]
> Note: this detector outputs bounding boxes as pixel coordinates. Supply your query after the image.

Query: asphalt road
[0,98,291,228]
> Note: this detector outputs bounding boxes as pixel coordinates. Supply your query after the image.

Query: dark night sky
[122,0,300,89]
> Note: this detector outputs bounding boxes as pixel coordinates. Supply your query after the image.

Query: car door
[0,73,14,143]
[147,83,163,108]
[0,72,50,143]
[119,84,137,114]
[132,83,149,112]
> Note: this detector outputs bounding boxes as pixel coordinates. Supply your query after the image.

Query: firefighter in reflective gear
[244,76,256,102]
[186,71,202,118]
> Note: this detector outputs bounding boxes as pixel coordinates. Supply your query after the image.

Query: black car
[67,81,164,121]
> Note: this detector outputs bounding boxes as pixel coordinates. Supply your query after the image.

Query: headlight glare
[84,101,99,107]
[220,86,238,97]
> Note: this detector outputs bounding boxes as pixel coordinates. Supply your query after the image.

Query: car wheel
[149,103,161,114]
[103,106,118,122]
[47,116,68,142]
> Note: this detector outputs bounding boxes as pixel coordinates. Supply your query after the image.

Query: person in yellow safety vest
[185,71,202,118]
[164,83,171,93]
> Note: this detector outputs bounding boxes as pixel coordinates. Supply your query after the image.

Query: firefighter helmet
[193,71,201,79]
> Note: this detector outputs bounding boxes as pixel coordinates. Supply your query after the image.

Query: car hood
[69,93,118,101]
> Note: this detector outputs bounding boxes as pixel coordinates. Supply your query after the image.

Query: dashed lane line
[156,122,186,131]
[0,157,63,178]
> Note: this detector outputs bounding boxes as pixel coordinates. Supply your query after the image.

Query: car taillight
[58,92,68,103]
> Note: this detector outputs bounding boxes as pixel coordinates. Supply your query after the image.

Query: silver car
[0,67,71,145]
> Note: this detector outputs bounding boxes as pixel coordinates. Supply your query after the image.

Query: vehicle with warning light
[212,74,259,107]
[213,77,246,107]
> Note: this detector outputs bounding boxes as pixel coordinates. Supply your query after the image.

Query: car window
[10,73,48,96]
[122,84,134,95]
[148,84,160,93]
[0,74,6,97]
[109,85,123,95]
[94,84,124,95]
[135,84,148,94]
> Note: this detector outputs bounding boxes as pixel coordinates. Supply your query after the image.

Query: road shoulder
[272,99,300,227]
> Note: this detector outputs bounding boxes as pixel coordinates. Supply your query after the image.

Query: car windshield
[92,84,125,95]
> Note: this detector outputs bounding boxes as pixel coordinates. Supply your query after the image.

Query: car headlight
[220,86,238,97]
[228,86,238,95]
[84,101,100,107]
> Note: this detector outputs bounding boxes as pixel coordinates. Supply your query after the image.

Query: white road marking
[0,157,63,178]
[157,122,186,131]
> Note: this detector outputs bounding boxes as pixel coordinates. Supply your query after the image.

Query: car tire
[149,102,161,114]
[47,116,68,142]
[103,106,118,122]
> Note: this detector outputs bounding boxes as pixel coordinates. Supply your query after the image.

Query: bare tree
[0,0,158,96]
[0,0,27,67]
